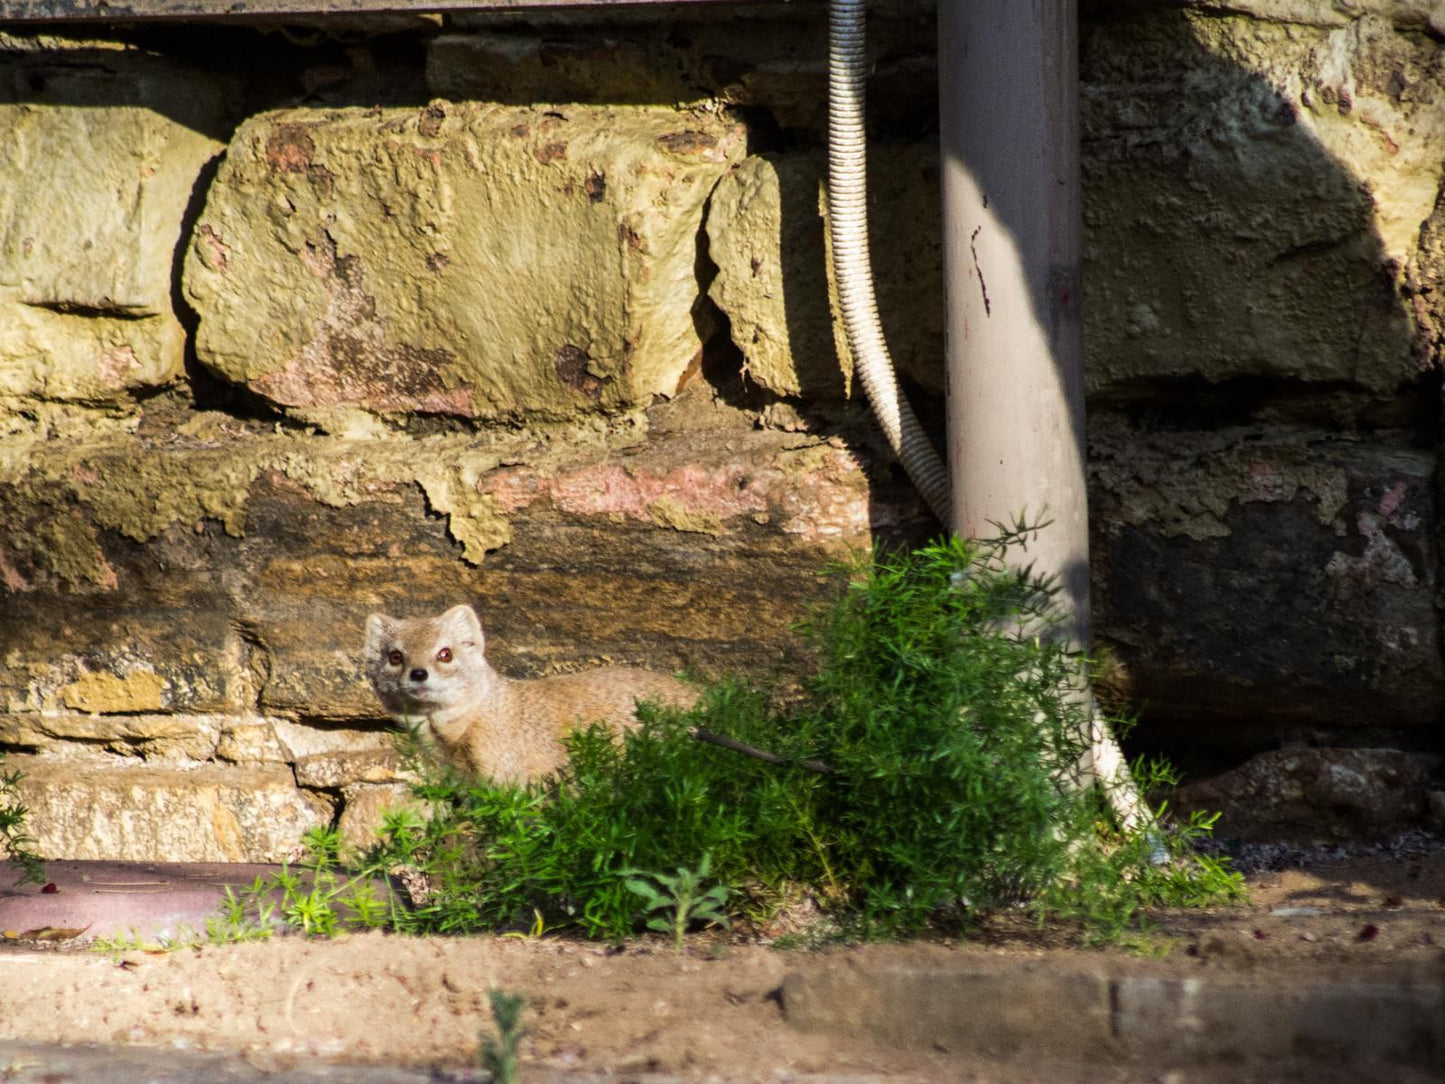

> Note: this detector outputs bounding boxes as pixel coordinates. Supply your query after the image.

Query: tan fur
[364,604,696,783]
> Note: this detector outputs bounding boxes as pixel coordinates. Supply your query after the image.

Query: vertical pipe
[938,0,1088,642]
[939,1,1147,829]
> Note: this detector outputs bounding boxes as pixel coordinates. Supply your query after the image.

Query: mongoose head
[364,604,497,726]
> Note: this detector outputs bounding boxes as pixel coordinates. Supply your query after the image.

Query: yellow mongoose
[364,604,696,783]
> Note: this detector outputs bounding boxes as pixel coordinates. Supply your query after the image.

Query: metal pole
[940,2,1150,829]
[938,0,1089,647]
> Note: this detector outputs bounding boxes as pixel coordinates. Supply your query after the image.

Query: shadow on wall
[705,2,1445,785]
[1073,4,1444,771]
[936,1,1424,481]
[810,0,1445,779]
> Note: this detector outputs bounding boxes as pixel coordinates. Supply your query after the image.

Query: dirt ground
[1,835,1442,1082]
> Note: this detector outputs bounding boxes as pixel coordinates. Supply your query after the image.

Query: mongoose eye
[387,650,403,667]
[436,647,453,663]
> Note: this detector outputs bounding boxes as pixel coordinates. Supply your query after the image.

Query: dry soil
[1,836,1442,1082]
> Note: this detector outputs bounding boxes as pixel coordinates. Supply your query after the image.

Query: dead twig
[688,727,832,775]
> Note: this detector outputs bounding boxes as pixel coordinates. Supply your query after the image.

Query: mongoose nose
[409,668,428,683]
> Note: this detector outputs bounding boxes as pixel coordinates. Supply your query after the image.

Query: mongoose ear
[364,614,395,657]
[438,604,484,648]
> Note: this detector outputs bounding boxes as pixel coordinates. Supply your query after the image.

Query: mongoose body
[364,604,696,782]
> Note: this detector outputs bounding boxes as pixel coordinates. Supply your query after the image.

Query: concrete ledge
[782,961,1445,1071]
[781,963,1114,1060]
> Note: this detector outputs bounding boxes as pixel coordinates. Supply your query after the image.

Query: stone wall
[0,1,1441,857]
[1080,0,1445,835]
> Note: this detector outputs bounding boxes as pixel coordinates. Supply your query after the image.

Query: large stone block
[705,149,944,399]
[706,154,843,399]
[336,782,422,852]
[1112,971,1445,1063]
[0,592,251,720]
[9,756,332,862]
[1081,9,1442,391]
[1090,418,1444,733]
[0,389,930,732]
[293,749,408,789]
[782,961,1115,1060]
[1173,747,1441,840]
[472,428,908,676]
[0,712,220,761]
[0,419,517,722]
[0,50,233,412]
[182,102,745,424]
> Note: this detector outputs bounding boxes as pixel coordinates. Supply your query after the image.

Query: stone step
[782,956,1445,1072]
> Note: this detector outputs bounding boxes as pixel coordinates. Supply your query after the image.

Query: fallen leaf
[22,926,90,942]
[1251,929,1267,940]
[1357,923,1380,942]
[40,883,58,895]
[1,930,18,940]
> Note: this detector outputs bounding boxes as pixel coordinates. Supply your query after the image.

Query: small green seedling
[1,755,45,888]
[500,908,550,940]
[624,853,731,952]
[220,825,409,939]
[479,989,527,1084]
[90,910,273,960]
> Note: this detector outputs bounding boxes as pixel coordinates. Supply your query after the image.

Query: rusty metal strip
[0,0,789,22]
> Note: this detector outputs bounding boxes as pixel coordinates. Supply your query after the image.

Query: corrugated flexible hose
[826,0,952,524]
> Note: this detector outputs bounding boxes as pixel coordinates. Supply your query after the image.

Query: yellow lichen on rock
[417,460,515,562]
[59,670,168,714]
[0,56,232,416]
[183,102,746,423]
[647,495,723,535]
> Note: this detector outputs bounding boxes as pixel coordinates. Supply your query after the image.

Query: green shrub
[791,534,1095,933]
[355,531,1242,943]
[1,752,45,888]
